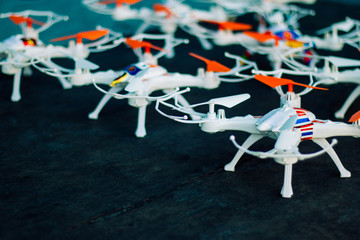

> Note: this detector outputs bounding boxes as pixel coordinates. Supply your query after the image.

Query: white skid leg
[42,61,72,89]
[197,36,213,50]
[11,68,22,102]
[23,66,33,76]
[88,86,122,120]
[135,105,147,138]
[224,134,264,172]
[135,22,150,35]
[281,164,294,198]
[313,138,351,178]
[335,85,360,119]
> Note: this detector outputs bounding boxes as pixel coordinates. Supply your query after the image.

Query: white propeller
[316,19,355,35]
[324,56,360,68]
[185,93,251,109]
[74,58,99,70]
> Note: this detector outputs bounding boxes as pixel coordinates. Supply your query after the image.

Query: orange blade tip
[349,110,360,122]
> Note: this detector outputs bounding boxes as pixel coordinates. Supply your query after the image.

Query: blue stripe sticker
[301,132,313,136]
[296,118,310,124]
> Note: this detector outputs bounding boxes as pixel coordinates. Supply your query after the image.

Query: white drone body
[90,51,256,138]
[156,75,360,198]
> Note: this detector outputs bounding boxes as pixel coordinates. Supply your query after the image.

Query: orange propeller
[125,38,165,53]
[189,52,231,72]
[9,15,45,27]
[153,3,173,18]
[98,0,142,6]
[244,31,277,42]
[254,75,328,92]
[201,20,251,31]
[244,31,304,47]
[50,29,109,44]
[349,110,360,123]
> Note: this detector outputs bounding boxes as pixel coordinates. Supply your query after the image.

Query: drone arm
[313,121,360,138]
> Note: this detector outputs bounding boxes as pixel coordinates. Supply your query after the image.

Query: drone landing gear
[88,86,123,120]
[281,164,294,198]
[335,85,360,119]
[23,66,33,76]
[313,138,351,178]
[11,68,22,102]
[41,61,72,89]
[135,105,147,138]
[224,134,264,172]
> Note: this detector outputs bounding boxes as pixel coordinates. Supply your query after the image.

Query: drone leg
[11,68,22,102]
[224,134,264,172]
[135,22,151,35]
[135,105,147,138]
[313,138,351,178]
[335,85,360,119]
[164,34,176,59]
[281,164,294,198]
[88,86,122,120]
[41,61,72,89]
[272,60,282,70]
[197,36,213,50]
[23,66,33,76]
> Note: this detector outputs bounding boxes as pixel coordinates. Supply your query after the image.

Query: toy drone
[82,0,151,21]
[83,0,231,50]
[0,10,123,102]
[91,36,257,137]
[156,75,360,198]
[0,10,67,101]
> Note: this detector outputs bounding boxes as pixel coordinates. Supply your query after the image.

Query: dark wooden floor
[1,1,360,239]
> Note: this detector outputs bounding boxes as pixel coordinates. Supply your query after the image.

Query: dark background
[1,1,360,239]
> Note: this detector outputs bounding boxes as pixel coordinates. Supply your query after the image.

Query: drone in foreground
[91,40,257,137]
[87,34,257,137]
[0,10,123,101]
[156,75,360,198]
